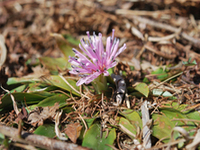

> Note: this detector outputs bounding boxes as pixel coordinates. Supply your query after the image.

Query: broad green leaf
[39,57,68,74]
[7,77,39,85]
[152,113,175,143]
[82,123,116,150]
[50,33,75,59]
[0,93,47,112]
[151,68,168,80]
[120,109,142,129]
[63,34,80,46]
[186,111,200,121]
[28,83,49,93]
[160,108,196,135]
[162,102,188,112]
[10,84,27,93]
[134,83,149,97]
[117,117,137,139]
[34,124,56,138]
[43,75,80,96]
[84,118,96,128]
[37,94,69,107]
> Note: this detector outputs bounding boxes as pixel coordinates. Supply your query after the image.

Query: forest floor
[0,0,200,150]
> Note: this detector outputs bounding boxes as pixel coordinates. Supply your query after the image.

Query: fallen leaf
[64,122,82,143]
[28,103,59,127]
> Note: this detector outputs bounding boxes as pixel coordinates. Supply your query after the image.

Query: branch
[0,124,90,150]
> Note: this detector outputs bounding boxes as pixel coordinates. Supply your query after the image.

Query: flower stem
[92,74,108,94]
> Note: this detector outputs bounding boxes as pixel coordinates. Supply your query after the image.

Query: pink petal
[85,72,101,84]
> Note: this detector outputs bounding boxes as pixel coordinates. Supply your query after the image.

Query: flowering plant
[69,29,126,93]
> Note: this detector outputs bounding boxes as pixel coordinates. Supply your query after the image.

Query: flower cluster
[69,29,126,86]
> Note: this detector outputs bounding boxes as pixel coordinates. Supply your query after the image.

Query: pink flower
[69,29,126,86]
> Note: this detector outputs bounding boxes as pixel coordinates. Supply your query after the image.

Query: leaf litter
[0,0,200,150]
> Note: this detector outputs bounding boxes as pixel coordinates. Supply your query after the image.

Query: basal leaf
[34,124,56,138]
[134,83,149,97]
[160,108,196,135]
[82,123,116,150]
[186,111,200,121]
[117,117,137,139]
[0,93,47,112]
[7,77,39,85]
[43,75,80,96]
[63,34,80,46]
[39,57,68,74]
[37,94,69,107]
[10,84,27,93]
[120,109,142,129]
[152,113,175,143]
[51,33,75,59]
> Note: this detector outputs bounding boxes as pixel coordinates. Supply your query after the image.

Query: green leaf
[63,34,80,46]
[37,94,69,107]
[152,107,196,143]
[50,33,75,59]
[186,111,200,121]
[39,57,68,74]
[84,118,96,128]
[82,123,116,150]
[117,117,137,139]
[0,133,5,144]
[120,109,143,129]
[160,108,196,134]
[34,124,56,138]
[0,93,47,112]
[7,77,39,85]
[28,83,48,93]
[151,68,168,80]
[134,83,149,97]
[152,113,175,143]
[43,75,80,96]
[10,84,27,93]
[182,57,197,66]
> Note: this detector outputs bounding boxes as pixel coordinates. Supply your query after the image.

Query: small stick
[0,124,90,150]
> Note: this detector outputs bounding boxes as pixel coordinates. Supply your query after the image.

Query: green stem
[92,74,108,94]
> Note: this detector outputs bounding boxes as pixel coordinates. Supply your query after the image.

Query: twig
[186,129,200,150]
[55,110,68,141]
[153,71,183,88]
[132,16,180,33]
[59,75,90,99]
[141,101,152,148]
[144,44,176,59]
[72,106,88,137]
[0,124,90,150]
[148,33,176,42]
[132,16,200,49]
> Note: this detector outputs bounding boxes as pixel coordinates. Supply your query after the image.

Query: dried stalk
[0,124,90,150]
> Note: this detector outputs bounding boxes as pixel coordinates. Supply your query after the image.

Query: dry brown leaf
[28,103,59,127]
[64,122,82,143]
[15,107,28,123]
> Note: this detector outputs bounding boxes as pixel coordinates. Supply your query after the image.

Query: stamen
[72,49,77,53]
